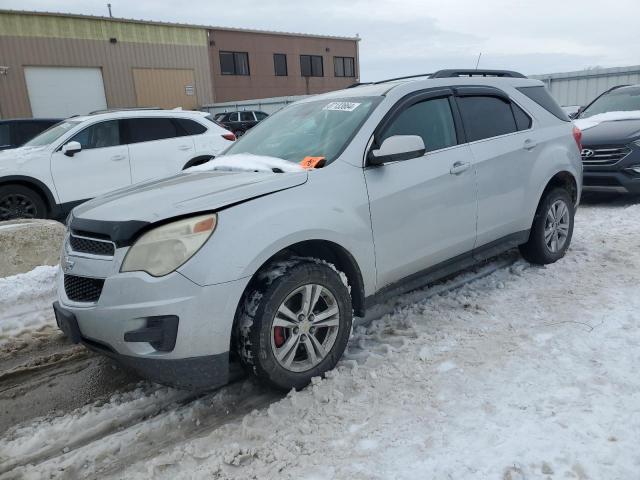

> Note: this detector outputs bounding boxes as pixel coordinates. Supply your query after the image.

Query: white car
[0,109,235,221]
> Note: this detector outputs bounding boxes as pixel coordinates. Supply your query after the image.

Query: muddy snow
[0,196,639,479]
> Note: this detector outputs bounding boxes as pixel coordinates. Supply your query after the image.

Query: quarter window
[334,57,355,77]
[457,96,518,142]
[274,53,288,76]
[382,97,458,153]
[70,120,121,149]
[219,51,250,75]
[175,118,207,135]
[300,55,323,77]
[240,112,255,122]
[125,118,181,143]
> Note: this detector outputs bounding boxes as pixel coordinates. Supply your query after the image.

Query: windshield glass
[223,97,380,164]
[23,120,80,147]
[580,87,640,118]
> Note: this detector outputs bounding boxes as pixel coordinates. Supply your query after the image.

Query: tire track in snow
[0,253,519,479]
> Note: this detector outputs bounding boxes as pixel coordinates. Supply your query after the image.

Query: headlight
[121,213,217,277]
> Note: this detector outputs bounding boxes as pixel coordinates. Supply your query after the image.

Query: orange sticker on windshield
[300,156,326,169]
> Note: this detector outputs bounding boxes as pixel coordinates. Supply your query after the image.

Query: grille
[69,234,115,256]
[581,145,631,166]
[64,275,105,303]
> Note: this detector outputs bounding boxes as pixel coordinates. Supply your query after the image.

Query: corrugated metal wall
[0,11,212,118]
[531,65,640,106]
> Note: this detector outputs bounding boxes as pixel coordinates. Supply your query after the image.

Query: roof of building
[0,9,360,42]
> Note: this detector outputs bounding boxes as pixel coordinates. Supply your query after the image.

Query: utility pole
[107,3,113,17]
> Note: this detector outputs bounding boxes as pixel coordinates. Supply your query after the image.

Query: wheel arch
[0,175,57,218]
[541,171,578,206]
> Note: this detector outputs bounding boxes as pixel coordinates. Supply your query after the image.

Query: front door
[51,119,131,203]
[364,90,477,289]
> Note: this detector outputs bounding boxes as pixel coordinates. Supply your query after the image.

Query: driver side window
[70,120,121,150]
[382,97,458,153]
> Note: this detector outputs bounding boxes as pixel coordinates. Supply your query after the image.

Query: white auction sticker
[323,101,361,112]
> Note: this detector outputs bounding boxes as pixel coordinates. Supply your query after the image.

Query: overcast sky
[4,0,640,80]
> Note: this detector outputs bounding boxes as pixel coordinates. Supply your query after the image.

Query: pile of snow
[0,265,59,343]
[185,154,305,174]
[574,110,640,130]
[0,219,65,277]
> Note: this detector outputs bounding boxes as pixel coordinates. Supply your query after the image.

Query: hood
[0,146,49,168]
[71,168,307,243]
[577,118,640,146]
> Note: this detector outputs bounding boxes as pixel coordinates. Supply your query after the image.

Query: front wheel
[0,184,47,221]
[519,187,574,265]
[236,260,352,391]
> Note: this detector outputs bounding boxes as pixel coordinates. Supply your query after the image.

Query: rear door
[240,111,258,131]
[125,117,196,182]
[454,87,536,248]
[364,89,478,288]
[50,120,131,203]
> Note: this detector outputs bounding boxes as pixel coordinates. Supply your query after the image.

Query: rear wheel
[0,184,47,221]
[236,259,352,391]
[519,187,574,264]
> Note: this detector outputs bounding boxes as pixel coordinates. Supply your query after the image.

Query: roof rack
[429,69,526,78]
[88,107,162,115]
[373,73,433,85]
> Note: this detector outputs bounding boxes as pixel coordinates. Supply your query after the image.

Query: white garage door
[24,67,108,117]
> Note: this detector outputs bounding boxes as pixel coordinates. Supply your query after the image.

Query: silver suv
[53,69,583,391]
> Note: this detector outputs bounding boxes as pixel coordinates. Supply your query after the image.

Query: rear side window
[512,103,532,130]
[240,112,254,122]
[517,86,570,121]
[175,118,207,135]
[0,124,11,147]
[382,97,458,152]
[71,120,122,149]
[126,118,181,143]
[255,112,268,120]
[457,96,517,142]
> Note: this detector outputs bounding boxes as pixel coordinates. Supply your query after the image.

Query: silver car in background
[53,69,582,391]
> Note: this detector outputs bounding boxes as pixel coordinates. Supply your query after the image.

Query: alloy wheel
[544,199,570,253]
[270,283,340,373]
[0,194,37,221]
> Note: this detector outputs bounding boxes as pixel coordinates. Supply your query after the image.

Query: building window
[334,56,355,77]
[300,55,323,77]
[219,51,250,75]
[274,53,288,76]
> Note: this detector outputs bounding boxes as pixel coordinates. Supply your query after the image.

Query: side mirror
[368,135,426,166]
[61,141,82,157]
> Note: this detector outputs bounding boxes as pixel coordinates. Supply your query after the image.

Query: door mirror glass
[61,141,82,157]
[369,135,426,166]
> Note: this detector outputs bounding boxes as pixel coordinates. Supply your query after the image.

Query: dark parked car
[0,118,62,150]
[217,110,268,137]
[574,85,640,194]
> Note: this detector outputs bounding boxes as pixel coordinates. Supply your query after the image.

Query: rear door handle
[523,139,537,151]
[450,161,470,175]
[178,145,192,151]
[111,154,126,161]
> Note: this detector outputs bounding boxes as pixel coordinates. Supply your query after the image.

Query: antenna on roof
[107,3,113,17]
[475,52,482,70]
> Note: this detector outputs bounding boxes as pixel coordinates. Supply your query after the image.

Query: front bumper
[56,264,250,389]
[583,145,640,193]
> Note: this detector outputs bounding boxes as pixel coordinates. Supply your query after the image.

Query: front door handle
[523,139,537,151]
[111,155,126,161]
[450,161,470,175]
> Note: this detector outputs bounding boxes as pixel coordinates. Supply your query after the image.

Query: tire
[519,187,574,265]
[236,259,352,391]
[0,184,47,221]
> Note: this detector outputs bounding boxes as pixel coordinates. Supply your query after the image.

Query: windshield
[23,120,81,147]
[223,97,380,164]
[580,86,640,118]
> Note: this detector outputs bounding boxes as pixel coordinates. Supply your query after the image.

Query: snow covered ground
[1,197,639,479]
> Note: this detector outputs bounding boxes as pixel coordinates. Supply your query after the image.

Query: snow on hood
[185,154,305,174]
[574,110,640,131]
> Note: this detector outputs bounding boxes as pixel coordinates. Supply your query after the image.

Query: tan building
[0,9,360,118]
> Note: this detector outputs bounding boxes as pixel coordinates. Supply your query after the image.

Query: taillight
[222,133,236,141]
[572,126,582,152]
